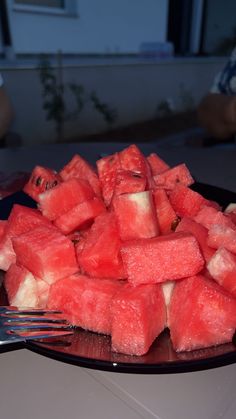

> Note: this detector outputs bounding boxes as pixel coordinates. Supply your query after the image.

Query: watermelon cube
[12,226,79,284]
[112,191,159,240]
[38,178,94,221]
[121,231,204,284]
[4,263,39,308]
[119,144,153,189]
[153,188,177,235]
[7,204,53,236]
[112,169,147,198]
[0,204,53,271]
[168,184,207,217]
[77,212,125,279]
[59,153,101,197]
[54,196,106,234]
[96,152,121,206]
[47,274,122,334]
[119,144,146,172]
[176,217,215,262]
[147,152,170,175]
[194,205,236,230]
[207,247,236,298]
[207,224,236,254]
[111,283,166,355]
[169,274,236,352]
[23,165,61,202]
[153,163,194,190]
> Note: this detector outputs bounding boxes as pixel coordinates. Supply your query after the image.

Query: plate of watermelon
[0,144,236,374]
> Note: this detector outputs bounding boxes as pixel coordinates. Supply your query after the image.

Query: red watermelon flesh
[169,274,236,352]
[111,282,166,356]
[154,164,194,190]
[12,226,79,284]
[54,196,106,234]
[59,154,101,197]
[147,152,170,175]
[112,191,159,241]
[176,217,215,262]
[121,231,204,284]
[67,230,81,244]
[207,247,236,298]
[0,221,8,269]
[47,274,123,335]
[0,220,7,239]
[194,205,236,230]
[119,144,146,172]
[207,224,236,254]
[168,184,207,217]
[153,188,178,234]
[23,165,61,202]
[4,263,39,308]
[119,144,153,189]
[96,145,152,206]
[77,212,125,279]
[226,212,236,225]
[6,204,53,236]
[38,178,95,221]
[0,235,15,271]
[96,152,121,207]
[0,205,53,272]
[112,169,146,198]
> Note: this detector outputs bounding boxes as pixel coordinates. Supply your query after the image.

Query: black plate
[1,184,236,374]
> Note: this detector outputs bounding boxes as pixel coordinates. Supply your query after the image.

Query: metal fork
[0,306,73,348]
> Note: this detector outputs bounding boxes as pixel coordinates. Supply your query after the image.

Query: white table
[0,141,235,419]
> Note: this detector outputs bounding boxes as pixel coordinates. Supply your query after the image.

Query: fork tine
[7,323,72,332]
[0,305,74,349]
[2,307,62,315]
[0,329,73,345]
[3,316,68,324]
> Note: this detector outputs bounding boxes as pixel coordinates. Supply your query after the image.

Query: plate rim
[25,335,236,374]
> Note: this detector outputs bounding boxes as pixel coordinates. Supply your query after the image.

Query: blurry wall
[1,56,226,146]
[8,0,168,54]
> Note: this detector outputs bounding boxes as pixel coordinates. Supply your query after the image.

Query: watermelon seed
[35,176,42,186]
[171,217,181,231]
[51,180,58,187]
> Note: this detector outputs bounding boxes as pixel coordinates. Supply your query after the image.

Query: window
[167,0,193,56]
[167,0,236,56]
[14,0,65,8]
[200,0,236,55]
[13,0,77,16]
[167,0,203,56]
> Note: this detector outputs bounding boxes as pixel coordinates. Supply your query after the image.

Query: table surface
[0,141,236,419]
